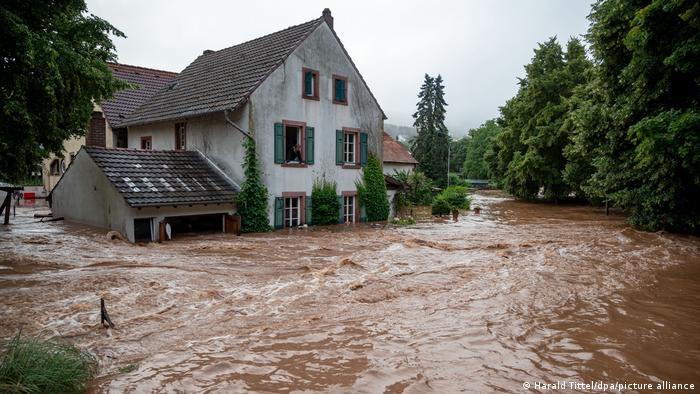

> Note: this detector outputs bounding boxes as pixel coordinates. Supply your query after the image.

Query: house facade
[121,9,386,229]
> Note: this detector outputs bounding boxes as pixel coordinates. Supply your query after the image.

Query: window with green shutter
[360,132,368,166]
[333,75,348,104]
[336,130,344,165]
[302,68,319,100]
[274,197,284,229]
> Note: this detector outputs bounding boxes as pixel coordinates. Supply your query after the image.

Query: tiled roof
[84,147,238,208]
[383,132,418,164]
[101,63,178,128]
[122,9,385,126]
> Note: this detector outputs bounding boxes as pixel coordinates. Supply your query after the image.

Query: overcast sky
[85,0,594,137]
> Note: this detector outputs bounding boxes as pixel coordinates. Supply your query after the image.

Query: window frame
[281,192,306,228]
[333,74,348,105]
[175,122,186,150]
[342,192,357,223]
[282,120,306,166]
[302,68,320,101]
[141,136,152,150]
[343,127,360,167]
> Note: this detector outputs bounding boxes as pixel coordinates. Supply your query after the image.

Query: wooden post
[1,193,9,225]
[100,298,115,329]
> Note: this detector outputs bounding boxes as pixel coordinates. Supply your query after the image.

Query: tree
[392,170,433,206]
[573,0,700,233]
[0,0,128,182]
[236,138,271,233]
[449,137,468,175]
[411,74,450,187]
[489,37,592,200]
[462,119,502,179]
[356,154,389,221]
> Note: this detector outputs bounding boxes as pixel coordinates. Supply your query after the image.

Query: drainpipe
[224,109,253,141]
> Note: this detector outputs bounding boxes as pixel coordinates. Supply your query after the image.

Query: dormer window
[302,68,319,100]
[333,75,348,105]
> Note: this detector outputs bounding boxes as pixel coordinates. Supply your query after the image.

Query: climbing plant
[236,138,271,233]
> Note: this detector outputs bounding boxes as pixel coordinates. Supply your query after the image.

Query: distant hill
[384,124,417,142]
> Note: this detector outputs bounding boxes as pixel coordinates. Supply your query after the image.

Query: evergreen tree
[0,0,128,181]
[236,138,271,233]
[411,74,450,187]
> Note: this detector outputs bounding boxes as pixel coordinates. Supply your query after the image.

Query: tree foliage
[462,119,502,179]
[236,138,271,233]
[392,170,433,206]
[488,0,699,233]
[311,177,340,225]
[411,74,450,187]
[0,0,128,182]
[356,154,389,222]
[431,186,471,216]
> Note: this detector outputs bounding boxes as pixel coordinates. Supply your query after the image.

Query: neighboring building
[42,64,178,193]
[382,132,418,175]
[50,147,238,242]
[119,9,386,229]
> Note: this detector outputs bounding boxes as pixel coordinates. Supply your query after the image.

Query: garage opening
[134,218,153,242]
[165,213,224,238]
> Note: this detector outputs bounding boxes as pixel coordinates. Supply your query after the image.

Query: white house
[119,9,386,229]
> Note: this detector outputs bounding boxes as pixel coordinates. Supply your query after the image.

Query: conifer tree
[411,74,450,187]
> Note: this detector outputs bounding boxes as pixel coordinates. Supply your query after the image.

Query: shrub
[0,333,97,394]
[311,178,340,225]
[356,154,389,222]
[432,186,471,215]
[236,138,271,233]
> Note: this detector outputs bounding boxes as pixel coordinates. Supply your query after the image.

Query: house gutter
[224,109,253,141]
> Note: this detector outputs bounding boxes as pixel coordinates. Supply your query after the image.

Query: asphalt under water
[1,192,699,393]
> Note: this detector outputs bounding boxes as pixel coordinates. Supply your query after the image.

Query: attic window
[302,68,319,100]
[333,75,348,105]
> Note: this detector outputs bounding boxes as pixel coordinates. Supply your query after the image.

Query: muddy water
[1,192,699,393]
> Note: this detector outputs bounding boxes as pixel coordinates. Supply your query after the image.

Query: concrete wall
[384,163,416,176]
[51,148,132,236]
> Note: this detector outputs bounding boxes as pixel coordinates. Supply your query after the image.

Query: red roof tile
[101,63,178,128]
[383,132,418,164]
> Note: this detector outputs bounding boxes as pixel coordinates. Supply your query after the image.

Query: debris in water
[101,298,115,329]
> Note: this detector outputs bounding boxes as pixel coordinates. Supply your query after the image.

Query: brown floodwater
[1,191,699,393]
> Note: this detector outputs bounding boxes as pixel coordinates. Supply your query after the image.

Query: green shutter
[274,197,284,229]
[360,132,368,166]
[305,196,312,225]
[274,123,284,164]
[360,203,367,223]
[335,79,346,102]
[336,130,344,165]
[305,127,314,165]
[340,80,346,101]
[304,71,313,96]
[338,196,344,223]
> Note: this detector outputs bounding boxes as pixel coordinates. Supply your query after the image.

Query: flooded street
[1,192,699,393]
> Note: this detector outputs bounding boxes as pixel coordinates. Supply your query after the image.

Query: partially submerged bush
[312,177,340,225]
[0,333,97,394]
[431,186,471,216]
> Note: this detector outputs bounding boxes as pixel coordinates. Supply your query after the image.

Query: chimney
[202,49,214,55]
[322,8,333,30]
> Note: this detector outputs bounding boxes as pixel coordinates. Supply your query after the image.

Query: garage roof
[85,147,238,208]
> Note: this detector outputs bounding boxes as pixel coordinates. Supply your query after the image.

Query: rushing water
[1,192,698,393]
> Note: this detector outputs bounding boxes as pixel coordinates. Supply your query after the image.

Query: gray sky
[86,0,594,137]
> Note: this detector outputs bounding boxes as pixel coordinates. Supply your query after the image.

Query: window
[336,128,367,166]
[302,68,319,100]
[333,75,348,104]
[274,194,307,229]
[141,136,152,150]
[274,122,314,165]
[285,197,301,228]
[343,195,355,223]
[175,123,186,150]
[49,159,61,176]
[344,132,356,163]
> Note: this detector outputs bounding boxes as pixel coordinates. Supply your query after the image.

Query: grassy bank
[0,333,97,393]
